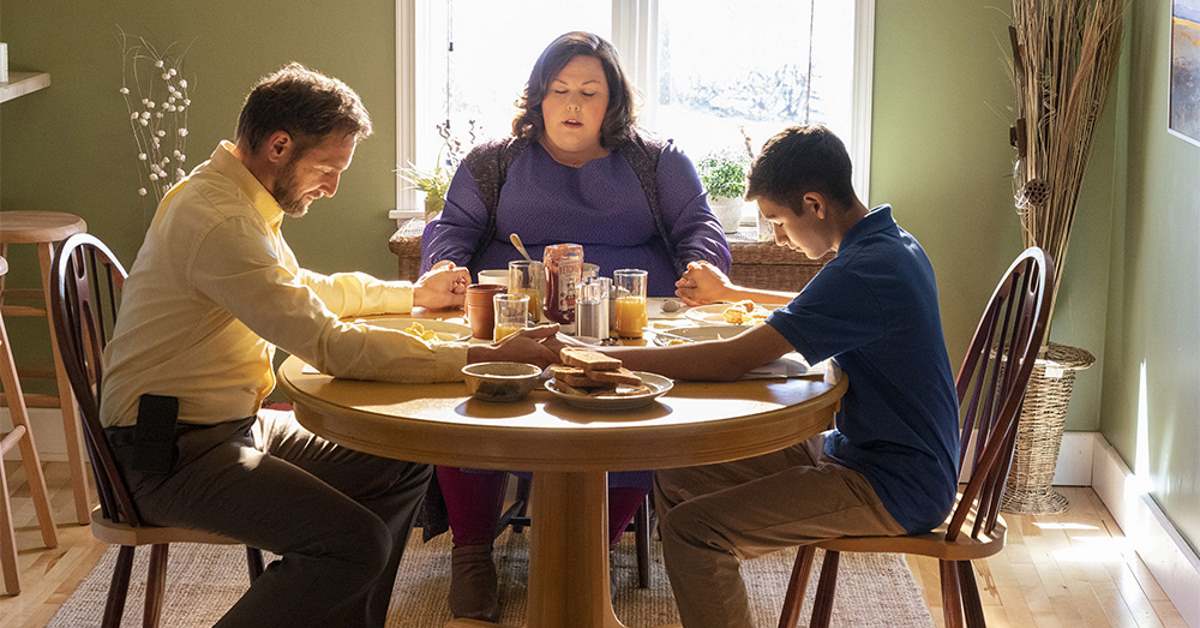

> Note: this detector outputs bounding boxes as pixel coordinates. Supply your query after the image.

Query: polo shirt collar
[208,140,285,228]
[839,204,895,251]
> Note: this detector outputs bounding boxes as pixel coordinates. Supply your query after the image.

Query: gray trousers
[108,410,432,628]
[654,432,907,628]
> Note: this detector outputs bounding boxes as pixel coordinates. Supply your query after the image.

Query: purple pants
[436,466,652,546]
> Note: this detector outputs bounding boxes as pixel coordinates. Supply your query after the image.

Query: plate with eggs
[684,300,772,326]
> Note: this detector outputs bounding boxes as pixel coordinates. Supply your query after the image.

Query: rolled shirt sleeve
[189,216,467,383]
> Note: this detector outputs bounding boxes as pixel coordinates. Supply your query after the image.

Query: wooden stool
[0,254,59,595]
[0,211,91,526]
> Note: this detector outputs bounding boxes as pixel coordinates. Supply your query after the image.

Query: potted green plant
[697,153,748,234]
[397,161,452,222]
[397,120,477,223]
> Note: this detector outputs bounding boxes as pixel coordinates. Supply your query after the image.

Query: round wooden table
[278,354,846,628]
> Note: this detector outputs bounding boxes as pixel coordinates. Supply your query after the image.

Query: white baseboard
[1,407,76,462]
[1091,436,1200,628]
[961,429,1097,486]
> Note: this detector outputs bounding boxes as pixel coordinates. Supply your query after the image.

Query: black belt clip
[132,393,180,474]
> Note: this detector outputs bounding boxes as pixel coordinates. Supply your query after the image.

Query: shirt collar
[208,140,285,228]
[839,204,895,251]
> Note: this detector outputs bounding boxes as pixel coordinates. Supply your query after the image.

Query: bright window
[395,0,874,220]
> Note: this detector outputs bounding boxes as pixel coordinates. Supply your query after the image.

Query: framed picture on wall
[1170,0,1200,146]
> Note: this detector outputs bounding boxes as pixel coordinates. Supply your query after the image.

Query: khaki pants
[654,432,906,628]
[107,410,431,628]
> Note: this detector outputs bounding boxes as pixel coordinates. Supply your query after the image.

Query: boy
[608,124,959,627]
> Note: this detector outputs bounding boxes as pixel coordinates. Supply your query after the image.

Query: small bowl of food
[461,362,544,402]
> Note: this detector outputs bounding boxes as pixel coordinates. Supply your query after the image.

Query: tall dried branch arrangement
[116,26,195,208]
[1009,0,1125,338]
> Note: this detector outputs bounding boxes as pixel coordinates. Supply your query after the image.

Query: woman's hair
[745,124,856,212]
[236,63,372,155]
[511,31,637,148]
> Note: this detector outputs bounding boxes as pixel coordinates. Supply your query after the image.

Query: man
[607,125,960,627]
[100,63,559,627]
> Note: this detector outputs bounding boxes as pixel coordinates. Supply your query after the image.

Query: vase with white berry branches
[116,26,194,212]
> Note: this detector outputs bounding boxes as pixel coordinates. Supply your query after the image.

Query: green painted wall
[871,0,1117,433]
[1,2,1117,422]
[1101,0,1200,553]
[0,0,398,387]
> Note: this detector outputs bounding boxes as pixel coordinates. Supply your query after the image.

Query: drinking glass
[493,293,530,342]
[508,260,546,323]
[613,269,648,339]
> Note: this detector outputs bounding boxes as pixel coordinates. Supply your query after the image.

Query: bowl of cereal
[461,362,544,402]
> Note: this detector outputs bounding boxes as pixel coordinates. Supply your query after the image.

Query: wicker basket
[1000,342,1096,515]
[388,219,426,281]
[388,224,831,290]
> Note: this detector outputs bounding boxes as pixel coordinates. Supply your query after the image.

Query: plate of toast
[545,348,673,410]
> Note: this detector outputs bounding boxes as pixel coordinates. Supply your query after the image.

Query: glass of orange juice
[613,269,648,339]
[507,260,545,323]
[493,293,530,342]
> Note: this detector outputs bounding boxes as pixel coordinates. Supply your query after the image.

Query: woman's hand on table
[674,261,735,306]
[414,260,470,310]
[467,324,562,367]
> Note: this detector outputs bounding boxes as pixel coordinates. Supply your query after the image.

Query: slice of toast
[559,373,617,390]
[549,364,588,379]
[587,367,643,387]
[560,348,622,372]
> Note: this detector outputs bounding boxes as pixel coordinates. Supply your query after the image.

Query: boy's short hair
[745,124,856,212]
[236,63,372,155]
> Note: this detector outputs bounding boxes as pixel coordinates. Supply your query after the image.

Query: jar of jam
[543,243,584,334]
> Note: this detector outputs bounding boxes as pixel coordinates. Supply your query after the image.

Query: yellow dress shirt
[100,141,469,427]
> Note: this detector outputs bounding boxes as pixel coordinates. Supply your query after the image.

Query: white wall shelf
[0,72,51,104]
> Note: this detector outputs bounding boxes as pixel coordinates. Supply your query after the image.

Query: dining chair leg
[809,550,840,628]
[246,547,265,582]
[777,545,817,628]
[511,475,531,534]
[635,496,651,588]
[957,560,986,627]
[0,451,20,596]
[143,544,169,628]
[939,559,964,628]
[102,545,136,628]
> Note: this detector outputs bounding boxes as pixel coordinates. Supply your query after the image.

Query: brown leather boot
[449,543,500,621]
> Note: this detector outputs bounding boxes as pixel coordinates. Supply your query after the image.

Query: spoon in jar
[510,233,534,262]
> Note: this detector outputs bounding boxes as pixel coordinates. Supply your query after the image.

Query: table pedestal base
[446,470,626,628]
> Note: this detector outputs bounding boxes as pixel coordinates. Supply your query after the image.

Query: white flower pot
[709,197,744,234]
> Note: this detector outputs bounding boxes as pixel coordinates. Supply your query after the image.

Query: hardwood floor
[0,465,1188,627]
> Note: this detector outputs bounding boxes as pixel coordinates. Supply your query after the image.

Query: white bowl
[461,361,542,402]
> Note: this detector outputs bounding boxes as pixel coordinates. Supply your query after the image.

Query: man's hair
[745,124,856,212]
[511,31,637,148]
[236,63,372,154]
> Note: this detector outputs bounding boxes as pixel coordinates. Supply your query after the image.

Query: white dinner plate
[544,371,674,410]
[684,302,772,326]
[651,325,751,346]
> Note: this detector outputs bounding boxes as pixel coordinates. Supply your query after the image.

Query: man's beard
[272,158,310,218]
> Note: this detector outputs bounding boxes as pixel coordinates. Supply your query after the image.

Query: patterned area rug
[50,528,932,627]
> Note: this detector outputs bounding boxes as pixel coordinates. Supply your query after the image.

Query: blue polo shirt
[766,205,959,534]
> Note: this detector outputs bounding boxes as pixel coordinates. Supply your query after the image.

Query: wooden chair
[48,233,265,627]
[777,247,1053,628]
[500,475,656,588]
[0,254,59,595]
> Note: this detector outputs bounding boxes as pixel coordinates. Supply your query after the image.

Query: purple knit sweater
[421,140,732,296]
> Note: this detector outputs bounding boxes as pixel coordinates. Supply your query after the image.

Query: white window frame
[392,0,874,220]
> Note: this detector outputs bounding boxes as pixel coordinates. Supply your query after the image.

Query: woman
[422,31,732,621]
